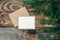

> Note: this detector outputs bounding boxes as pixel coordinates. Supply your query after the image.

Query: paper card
[18,16,35,29]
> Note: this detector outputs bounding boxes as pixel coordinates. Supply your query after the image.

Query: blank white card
[18,16,35,29]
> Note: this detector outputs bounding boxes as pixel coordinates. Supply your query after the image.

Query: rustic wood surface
[0,0,23,27]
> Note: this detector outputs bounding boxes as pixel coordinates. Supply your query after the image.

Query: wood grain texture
[0,0,23,27]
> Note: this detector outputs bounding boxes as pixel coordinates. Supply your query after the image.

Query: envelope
[9,7,29,27]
